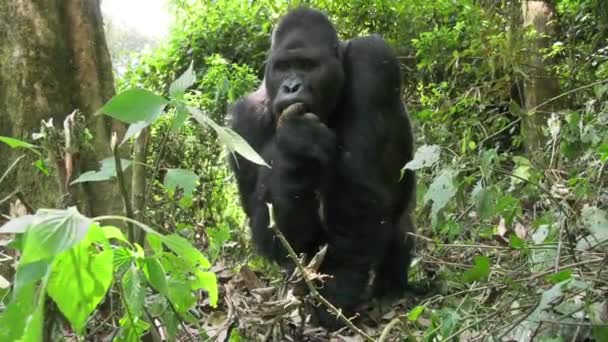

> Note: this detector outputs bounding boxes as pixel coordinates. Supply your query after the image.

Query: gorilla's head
[265,8,345,122]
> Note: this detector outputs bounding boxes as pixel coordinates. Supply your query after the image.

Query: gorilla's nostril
[290,83,301,93]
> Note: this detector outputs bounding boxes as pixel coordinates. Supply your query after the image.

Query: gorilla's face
[265,20,345,122]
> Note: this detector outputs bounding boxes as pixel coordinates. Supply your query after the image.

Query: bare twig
[378,317,402,342]
[266,208,374,342]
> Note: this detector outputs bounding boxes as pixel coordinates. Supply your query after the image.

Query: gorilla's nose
[282,79,302,94]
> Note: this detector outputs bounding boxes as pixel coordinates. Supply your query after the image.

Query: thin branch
[378,317,402,342]
[111,134,135,242]
[266,216,374,342]
[529,78,608,113]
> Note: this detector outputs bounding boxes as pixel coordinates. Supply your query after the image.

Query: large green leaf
[122,264,146,317]
[20,207,93,264]
[462,255,491,283]
[0,136,40,154]
[71,157,132,184]
[144,257,169,296]
[47,224,113,333]
[163,168,198,199]
[169,61,196,99]
[162,233,211,269]
[189,107,269,167]
[97,88,168,124]
[577,205,608,250]
[424,168,458,226]
[0,283,45,342]
[192,269,218,307]
[403,144,441,171]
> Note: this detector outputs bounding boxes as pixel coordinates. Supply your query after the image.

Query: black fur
[228,8,416,329]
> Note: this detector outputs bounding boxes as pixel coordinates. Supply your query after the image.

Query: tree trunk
[0,0,124,216]
[520,0,561,166]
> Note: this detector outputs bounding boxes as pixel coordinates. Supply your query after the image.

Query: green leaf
[115,313,150,342]
[509,234,526,249]
[71,157,132,184]
[189,107,270,167]
[169,61,196,98]
[171,102,190,131]
[121,265,146,317]
[47,224,113,333]
[162,233,211,269]
[474,187,494,220]
[121,121,149,146]
[144,257,169,296]
[403,144,441,171]
[20,207,93,264]
[0,136,40,152]
[462,255,491,283]
[192,270,218,307]
[113,247,134,273]
[163,168,198,199]
[545,270,572,284]
[98,88,168,124]
[511,156,531,185]
[102,226,129,243]
[577,205,608,250]
[0,282,45,342]
[597,143,608,162]
[423,168,458,226]
[408,305,425,321]
[167,279,197,313]
[13,260,51,293]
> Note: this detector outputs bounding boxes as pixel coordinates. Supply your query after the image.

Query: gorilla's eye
[274,60,290,71]
[295,58,316,70]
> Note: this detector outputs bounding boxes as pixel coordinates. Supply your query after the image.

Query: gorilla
[228,8,416,328]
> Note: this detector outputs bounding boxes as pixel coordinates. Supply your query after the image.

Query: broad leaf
[171,102,190,131]
[189,107,269,167]
[169,61,196,98]
[403,144,440,170]
[164,168,198,199]
[192,269,218,307]
[47,224,113,333]
[71,157,132,184]
[462,255,491,283]
[0,136,40,153]
[98,88,168,124]
[120,120,149,146]
[408,305,425,321]
[122,265,146,317]
[116,313,151,342]
[20,207,92,264]
[424,168,458,226]
[162,233,211,269]
[0,215,36,234]
[577,205,608,250]
[144,257,169,296]
[0,282,45,342]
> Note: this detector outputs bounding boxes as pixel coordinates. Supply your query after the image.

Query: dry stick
[378,317,402,342]
[267,224,375,342]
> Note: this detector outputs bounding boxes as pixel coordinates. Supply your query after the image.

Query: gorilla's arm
[228,92,331,263]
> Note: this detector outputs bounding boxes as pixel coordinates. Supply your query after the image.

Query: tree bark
[0,0,124,216]
[520,0,561,166]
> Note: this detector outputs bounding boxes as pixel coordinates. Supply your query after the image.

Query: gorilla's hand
[276,103,336,166]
